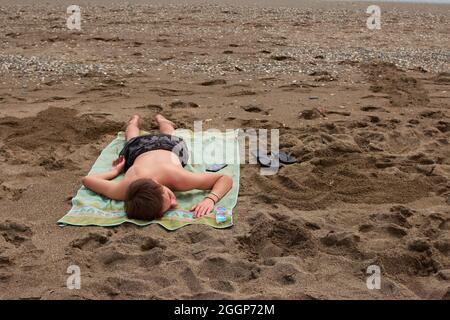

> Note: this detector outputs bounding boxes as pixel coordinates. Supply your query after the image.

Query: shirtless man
[82,114,233,220]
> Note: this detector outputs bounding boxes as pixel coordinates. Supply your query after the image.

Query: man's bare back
[82,114,233,220]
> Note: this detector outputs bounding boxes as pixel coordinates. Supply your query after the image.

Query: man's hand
[112,155,125,175]
[190,198,215,218]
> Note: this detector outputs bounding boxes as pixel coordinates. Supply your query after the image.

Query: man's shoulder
[112,179,128,200]
[169,168,204,190]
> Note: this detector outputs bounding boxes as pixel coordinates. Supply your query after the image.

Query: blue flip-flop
[272,151,297,165]
[250,149,273,167]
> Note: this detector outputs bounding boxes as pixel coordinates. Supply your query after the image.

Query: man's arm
[173,171,233,218]
[174,171,233,195]
[81,173,125,200]
[81,156,126,200]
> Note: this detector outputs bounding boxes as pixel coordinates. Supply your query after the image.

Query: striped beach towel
[58,129,240,231]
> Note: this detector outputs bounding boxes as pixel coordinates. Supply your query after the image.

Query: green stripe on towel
[58,129,240,231]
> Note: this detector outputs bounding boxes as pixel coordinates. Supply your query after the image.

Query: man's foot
[128,115,140,126]
[125,115,141,141]
[155,114,176,128]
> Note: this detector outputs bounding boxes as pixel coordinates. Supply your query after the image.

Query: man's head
[125,178,177,220]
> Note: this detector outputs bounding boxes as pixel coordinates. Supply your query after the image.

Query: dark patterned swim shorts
[120,133,189,172]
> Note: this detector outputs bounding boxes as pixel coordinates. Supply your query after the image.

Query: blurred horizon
[3,0,450,5]
[356,0,450,3]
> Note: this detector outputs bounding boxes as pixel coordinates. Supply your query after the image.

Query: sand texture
[0,1,449,299]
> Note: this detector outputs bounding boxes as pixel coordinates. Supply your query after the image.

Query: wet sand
[0,1,449,299]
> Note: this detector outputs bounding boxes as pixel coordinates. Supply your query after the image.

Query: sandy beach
[0,0,449,299]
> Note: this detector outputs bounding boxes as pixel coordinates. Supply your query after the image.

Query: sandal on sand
[251,150,297,168]
[272,151,297,165]
[251,149,276,168]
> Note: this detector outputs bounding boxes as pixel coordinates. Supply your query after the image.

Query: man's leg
[126,115,140,141]
[156,114,176,135]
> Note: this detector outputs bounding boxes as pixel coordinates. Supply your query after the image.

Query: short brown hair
[125,179,164,220]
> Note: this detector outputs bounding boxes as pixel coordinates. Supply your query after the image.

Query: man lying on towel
[82,114,233,220]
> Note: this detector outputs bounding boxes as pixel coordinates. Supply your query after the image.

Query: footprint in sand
[39,156,78,171]
[180,266,203,293]
[320,231,363,259]
[98,276,150,298]
[199,255,260,282]
[237,216,316,260]
[135,104,163,113]
[169,100,199,109]
[70,232,109,251]
[270,263,300,286]
[383,224,409,238]
[435,121,449,133]
[183,230,211,244]
[419,110,446,119]
[359,224,375,233]
[141,238,166,251]
[98,246,129,267]
[407,238,431,253]
[0,253,12,267]
[0,220,33,247]
[0,182,28,201]
[210,279,235,293]
[369,211,412,229]
[139,247,165,268]
[0,220,41,291]
[434,238,450,256]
